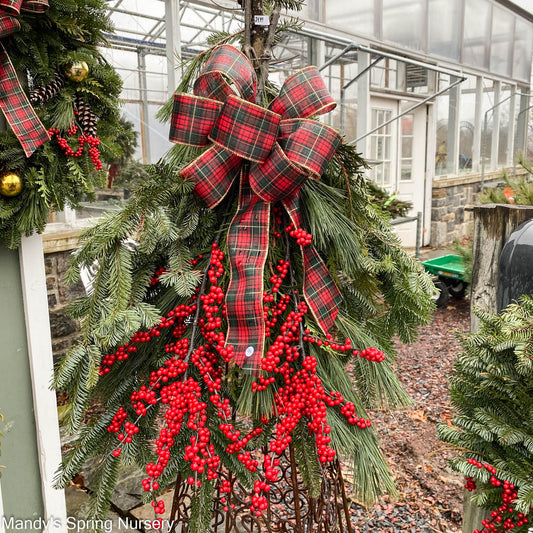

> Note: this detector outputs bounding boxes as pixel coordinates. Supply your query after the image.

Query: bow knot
[169,45,342,373]
[0,0,50,157]
[210,94,280,163]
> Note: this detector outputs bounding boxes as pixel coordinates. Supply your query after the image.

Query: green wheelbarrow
[421,254,467,307]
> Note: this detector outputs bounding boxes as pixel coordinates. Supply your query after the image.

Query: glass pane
[383,0,424,51]
[490,6,514,77]
[498,85,512,166]
[371,66,385,88]
[371,136,377,156]
[384,137,390,159]
[401,161,412,181]
[383,162,391,186]
[402,137,413,158]
[435,75,449,175]
[513,18,533,82]
[370,108,392,187]
[401,115,413,136]
[371,59,397,90]
[376,164,383,185]
[458,76,476,172]
[463,0,490,69]
[320,51,359,139]
[481,79,494,167]
[326,0,375,37]
[381,110,392,134]
[428,0,461,59]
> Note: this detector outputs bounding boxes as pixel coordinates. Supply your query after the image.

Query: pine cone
[74,94,98,137]
[29,71,65,105]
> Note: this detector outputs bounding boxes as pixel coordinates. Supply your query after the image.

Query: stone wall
[44,233,85,362]
[430,178,481,247]
[429,169,525,247]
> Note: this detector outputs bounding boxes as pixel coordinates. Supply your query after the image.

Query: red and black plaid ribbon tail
[0,0,50,157]
[225,171,270,375]
[283,194,342,335]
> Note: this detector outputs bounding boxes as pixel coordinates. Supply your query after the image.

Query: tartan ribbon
[0,0,50,157]
[170,45,342,373]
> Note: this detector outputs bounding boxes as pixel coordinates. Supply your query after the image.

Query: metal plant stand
[168,443,353,533]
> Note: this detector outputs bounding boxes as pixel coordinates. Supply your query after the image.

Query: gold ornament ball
[0,173,23,197]
[67,61,89,82]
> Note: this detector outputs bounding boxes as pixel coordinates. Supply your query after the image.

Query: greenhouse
[100,0,533,247]
[0,2,532,533]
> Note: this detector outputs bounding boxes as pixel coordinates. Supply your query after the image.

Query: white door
[368,97,427,248]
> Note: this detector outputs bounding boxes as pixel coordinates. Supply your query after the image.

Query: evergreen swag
[438,298,533,533]
[55,39,435,530]
[0,0,125,249]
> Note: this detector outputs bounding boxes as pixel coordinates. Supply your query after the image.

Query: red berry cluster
[48,126,103,170]
[150,267,167,286]
[302,331,351,351]
[285,222,312,246]
[356,347,386,362]
[466,459,530,532]
[269,260,289,293]
[99,302,196,374]
[103,241,379,519]
[219,482,236,512]
[263,261,291,338]
[105,244,238,512]
[465,476,476,491]
[107,406,127,433]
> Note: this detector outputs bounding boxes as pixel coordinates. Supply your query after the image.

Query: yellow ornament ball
[67,61,89,82]
[0,173,23,197]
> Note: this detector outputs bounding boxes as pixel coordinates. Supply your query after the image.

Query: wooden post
[470,204,533,331]
[464,203,533,532]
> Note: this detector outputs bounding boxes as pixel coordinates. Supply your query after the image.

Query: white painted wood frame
[19,234,67,533]
[0,478,5,533]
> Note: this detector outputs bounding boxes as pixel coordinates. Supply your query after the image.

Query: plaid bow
[170,45,342,374]
[0,0,50,157]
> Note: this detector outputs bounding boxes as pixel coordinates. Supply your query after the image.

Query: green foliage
[0,0,125,249]
[55,43,434,531]
[452,239,473,284]
[365,180,413,219]
[189,480,215,533]
[438,297,533,521]
[481,158,533,206]
[111,159,149,191]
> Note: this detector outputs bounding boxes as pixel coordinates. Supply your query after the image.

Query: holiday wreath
[0,0,126,249]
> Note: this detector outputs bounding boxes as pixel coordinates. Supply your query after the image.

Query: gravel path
[347,297,470,533]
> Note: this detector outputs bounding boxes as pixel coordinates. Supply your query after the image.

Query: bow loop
[21,0,49,12]
[269,66,336,119]
[0,13,19,37]
[0,0,22,15]
[250,142,307,203]
[194,45,257,103]
[278,120,341,178]
[181,145,241,208]
[169,94,222,147]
